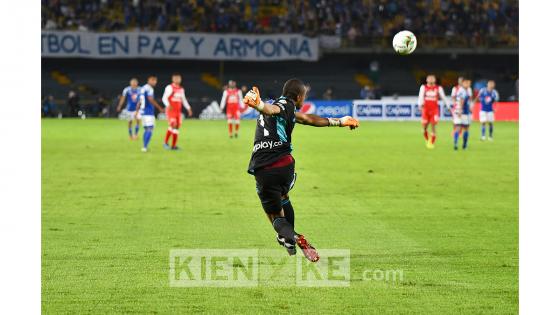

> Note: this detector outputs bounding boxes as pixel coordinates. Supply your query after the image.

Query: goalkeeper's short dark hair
[282,78,306,100]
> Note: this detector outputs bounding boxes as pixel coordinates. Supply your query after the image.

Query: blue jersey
[456,87,471,115]
[478,88,499,112]
[122,86,142,111]
[141,83,156,116]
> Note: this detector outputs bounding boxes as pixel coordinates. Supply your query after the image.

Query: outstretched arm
[295,112,359,129]
[295,112,329,126]
[244,86,359,129]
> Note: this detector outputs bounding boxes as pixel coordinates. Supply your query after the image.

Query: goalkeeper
[244,79,359,262]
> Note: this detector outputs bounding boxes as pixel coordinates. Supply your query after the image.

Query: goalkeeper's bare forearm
[295,112,329,126]
[296,112,359,129]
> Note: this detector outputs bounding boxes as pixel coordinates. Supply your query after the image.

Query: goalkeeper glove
[243,86,264,111]
[328,116,360,129]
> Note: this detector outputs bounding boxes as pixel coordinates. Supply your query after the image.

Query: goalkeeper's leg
[256,167,318,262]
[267,212,318,262]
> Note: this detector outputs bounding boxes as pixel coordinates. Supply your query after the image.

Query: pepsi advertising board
[240,100,353,119]
[299,100,353,118]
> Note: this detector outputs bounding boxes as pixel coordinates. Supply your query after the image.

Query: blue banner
[299,100,353,118]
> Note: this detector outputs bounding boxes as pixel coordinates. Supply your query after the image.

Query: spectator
[371,86,382,100]
[360,85,381,100]
[67,90,80,117]
[42,95,57,117]
[360,86,375,100]
[347,26,359,44]
[305,83,317,100]
[323,87,334,100]
[92,95,109,117]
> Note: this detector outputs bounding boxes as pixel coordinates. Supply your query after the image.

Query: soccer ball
[392,30,417,55]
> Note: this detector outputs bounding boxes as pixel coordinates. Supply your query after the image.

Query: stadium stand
[42,0,518,48]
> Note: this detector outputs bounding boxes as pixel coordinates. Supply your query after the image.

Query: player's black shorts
[254,162,296,214]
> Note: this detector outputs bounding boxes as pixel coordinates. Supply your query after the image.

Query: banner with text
[353,98,519,122]
[41,31,319,61]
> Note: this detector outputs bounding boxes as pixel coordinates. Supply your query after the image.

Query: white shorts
[479,111,494,123]
[142,115,156,127]
[453,113,470,125]
[125,110,141,121]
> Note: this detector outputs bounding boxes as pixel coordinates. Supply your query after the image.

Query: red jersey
[422,84,441,110]
[163,83,188,114]
[220,88,243,112]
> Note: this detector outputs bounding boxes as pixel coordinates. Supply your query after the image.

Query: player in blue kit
[135,75,165,152]
[474,80,500,141]
[453,79,472,150]
[116,78,143,140]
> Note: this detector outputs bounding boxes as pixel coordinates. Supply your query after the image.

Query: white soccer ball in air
[392,30,417,55]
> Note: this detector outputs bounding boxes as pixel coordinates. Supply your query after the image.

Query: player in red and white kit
[418,74,449,149]
[162,73,193,150]
[450,76,472,137]
[220,80,245,138]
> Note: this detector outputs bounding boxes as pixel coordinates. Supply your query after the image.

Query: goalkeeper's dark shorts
[254,160,296,214]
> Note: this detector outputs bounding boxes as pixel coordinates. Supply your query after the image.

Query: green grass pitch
[42,119,518,314]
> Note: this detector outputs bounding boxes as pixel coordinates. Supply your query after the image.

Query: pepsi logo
[299,102,316,114]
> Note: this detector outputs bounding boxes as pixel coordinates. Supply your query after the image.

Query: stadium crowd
[42,0,518,47]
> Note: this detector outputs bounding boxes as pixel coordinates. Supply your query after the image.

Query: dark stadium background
[41,0,518,117]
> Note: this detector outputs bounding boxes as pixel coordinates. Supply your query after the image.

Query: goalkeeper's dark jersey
[248,96,296,174]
